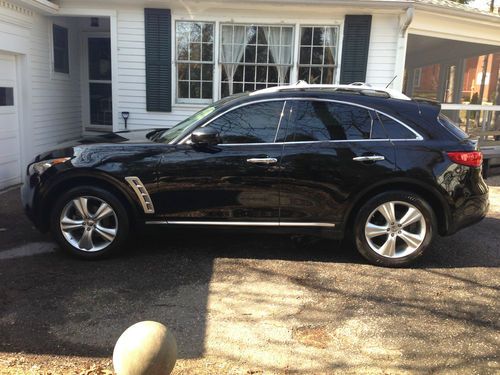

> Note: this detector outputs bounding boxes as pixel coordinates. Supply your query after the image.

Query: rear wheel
[50,186,130,259]
[354,191,435,267]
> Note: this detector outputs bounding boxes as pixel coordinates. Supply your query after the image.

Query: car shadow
[0,223,498,362]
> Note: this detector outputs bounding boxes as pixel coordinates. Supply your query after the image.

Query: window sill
[174,102,211,109]
[51,71,71,81]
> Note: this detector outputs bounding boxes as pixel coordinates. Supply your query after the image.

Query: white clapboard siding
[30,14,82,156]
[116,9,201,130]
[365,14,400,87]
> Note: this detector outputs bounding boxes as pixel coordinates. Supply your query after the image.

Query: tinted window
[286,101,372,142]
[438,113,468,140]
[377,113,417,139]
[371,116,387,139]
[208,101,284,144]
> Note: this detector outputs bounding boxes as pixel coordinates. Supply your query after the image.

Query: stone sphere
[113,321,177,375]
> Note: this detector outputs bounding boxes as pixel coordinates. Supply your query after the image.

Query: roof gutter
[399,6,414,36]
[8,0,59,14]
[415,3,500,24]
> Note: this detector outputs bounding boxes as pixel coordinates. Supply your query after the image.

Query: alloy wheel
[59,196,118,252]
[364,201,426,258]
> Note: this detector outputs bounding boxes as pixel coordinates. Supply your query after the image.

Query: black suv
[21,85,489,266]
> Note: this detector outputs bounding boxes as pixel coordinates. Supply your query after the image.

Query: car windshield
[152,93,250,143]
[152,106,217,143]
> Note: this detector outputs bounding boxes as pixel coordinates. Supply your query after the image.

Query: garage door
[0,54,20,190]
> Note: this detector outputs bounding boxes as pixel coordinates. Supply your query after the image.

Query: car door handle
[247,157,278,165]
[352,155,385,162]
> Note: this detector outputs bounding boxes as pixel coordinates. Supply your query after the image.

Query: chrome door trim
[247,157,278,165]
[125,176,155,214]
[145,220,336,228]
[279,222,336,228]
[352,155,385,162]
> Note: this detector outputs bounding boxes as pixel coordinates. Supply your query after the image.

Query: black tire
[353,191,435,267]
[50,186,130,259]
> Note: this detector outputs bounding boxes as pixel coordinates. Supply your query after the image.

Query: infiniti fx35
[21,85,489,267]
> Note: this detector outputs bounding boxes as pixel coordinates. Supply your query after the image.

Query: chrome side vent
[125,176,155,214]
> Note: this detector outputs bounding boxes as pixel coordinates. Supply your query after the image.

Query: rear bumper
[445,192,489,235]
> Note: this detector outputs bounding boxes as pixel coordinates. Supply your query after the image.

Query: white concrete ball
[113,321,177,375]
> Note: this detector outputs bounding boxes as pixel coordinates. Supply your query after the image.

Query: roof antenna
[385,76,397,88]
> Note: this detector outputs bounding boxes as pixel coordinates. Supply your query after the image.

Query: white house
[0,0,499,190]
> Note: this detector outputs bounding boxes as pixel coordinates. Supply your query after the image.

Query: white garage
[0,53,21,190]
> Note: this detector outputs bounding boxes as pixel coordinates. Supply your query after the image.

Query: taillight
[447,151,483,167]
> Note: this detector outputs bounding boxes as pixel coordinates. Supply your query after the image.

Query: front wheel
[50,186,130,259]
[354,191,435,267]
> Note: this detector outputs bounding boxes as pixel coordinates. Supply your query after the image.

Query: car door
[154,100,289,224]
[278,99,397,226]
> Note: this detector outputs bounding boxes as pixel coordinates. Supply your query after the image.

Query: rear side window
[438,114,469,140]
[285,101,373,142]
[208,101,285,144]
[376,113,417,140]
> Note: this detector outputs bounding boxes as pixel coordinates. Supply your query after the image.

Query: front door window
[206,101,286,144]
[87,37,112,129]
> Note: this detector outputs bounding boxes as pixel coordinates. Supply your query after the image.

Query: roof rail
[249,81,411,100]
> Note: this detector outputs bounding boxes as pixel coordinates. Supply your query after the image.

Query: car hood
[77,129,161,144]
[31,129,164,164]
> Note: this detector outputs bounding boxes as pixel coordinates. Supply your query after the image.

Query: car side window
[376,113,417,140]
[285,101,373,142]
[370,112,388,139]
[207,101,285,144]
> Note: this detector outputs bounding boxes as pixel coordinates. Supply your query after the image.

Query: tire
[50,186,130,259]
[353,191,435,267]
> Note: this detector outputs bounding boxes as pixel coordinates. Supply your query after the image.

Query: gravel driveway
[0,179,499,374]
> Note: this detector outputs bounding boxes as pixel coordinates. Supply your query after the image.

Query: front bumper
[20,172,45,232]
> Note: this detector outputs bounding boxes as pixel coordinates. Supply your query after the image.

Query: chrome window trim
[145,220,336,228]
[178,98,287,145]
[374,110,423,141]
[273,101,288,143]
[178,97,424,145]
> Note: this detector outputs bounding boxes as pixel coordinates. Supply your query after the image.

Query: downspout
[393,7,414,91]
[400,7,414,37]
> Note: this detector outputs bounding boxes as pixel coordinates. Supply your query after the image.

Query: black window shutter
[145,8,171,112]
[339,15,372,85]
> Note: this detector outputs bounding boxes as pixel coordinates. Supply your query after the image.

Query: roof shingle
[416,0,500,18]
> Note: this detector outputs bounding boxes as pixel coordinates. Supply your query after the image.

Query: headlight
[29,157,71,175]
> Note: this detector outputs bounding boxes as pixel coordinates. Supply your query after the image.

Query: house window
[176,21,214,103]
[220,24,294,97]
[0,87,14,106]
[52,24,69,74]
[298,26,338,84]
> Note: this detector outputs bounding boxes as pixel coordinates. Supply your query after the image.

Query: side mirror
[191,126,221,146]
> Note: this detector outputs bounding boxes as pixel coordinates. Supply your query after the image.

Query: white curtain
[323,27,338,84]
[324,27,337,65]
[221,26,247,95]
[264,27,292,85]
